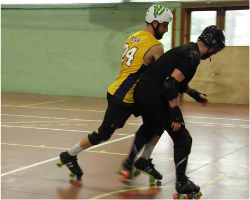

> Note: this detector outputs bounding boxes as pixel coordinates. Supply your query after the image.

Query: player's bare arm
[143,43,164,64]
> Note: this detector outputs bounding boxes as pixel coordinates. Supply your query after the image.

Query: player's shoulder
[181,43,200,66]
[182,43,200,58]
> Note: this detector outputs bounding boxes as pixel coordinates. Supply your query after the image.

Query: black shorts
[134,80,171,129]
[102,93,140,129]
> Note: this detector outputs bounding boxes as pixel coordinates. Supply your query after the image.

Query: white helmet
[145,5,173,23]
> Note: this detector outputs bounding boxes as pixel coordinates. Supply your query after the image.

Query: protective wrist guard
[189,89,207,103]
[170,106,183,123]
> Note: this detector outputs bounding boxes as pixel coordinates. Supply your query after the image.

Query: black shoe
[134,157,162,180]
[175,176,200,194]
[122,158,133,172]
[118,158,134,180]
[59,151,83,177]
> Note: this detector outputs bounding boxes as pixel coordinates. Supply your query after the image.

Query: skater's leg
[167,126,192,181]
[132,126,164,180]
[127,123,158,162]
[59,93,133,178]
[141,135,160,160]
[141,127,164,160]
[123,94,166,180]
[67,123,116,156]
[166,126,201,196]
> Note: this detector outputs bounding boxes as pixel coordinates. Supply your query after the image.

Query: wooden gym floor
[1,92,249,199]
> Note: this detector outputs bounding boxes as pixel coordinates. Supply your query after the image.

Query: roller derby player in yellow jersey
[57,4,173,183]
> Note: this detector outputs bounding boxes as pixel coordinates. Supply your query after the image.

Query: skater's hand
[199,94,209,107]
[171,122,184,132]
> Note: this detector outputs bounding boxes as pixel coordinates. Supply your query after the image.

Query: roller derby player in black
[120,25,225,197]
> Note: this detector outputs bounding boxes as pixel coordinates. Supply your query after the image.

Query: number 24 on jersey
[121,43,138,67]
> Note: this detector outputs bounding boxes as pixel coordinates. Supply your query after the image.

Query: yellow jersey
[108,30,161,103]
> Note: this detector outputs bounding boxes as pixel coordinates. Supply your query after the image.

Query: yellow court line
[2,120,248,129]
[240,164,249,169]
[1,105,249,121]
[211,162,249,168]
[206,174,224,185]
[1,105,105,113]
[185,116,249,122]
[0,143,129,155]
[1,120,80,124]
[75,124,88,126]
[1,143,69,150]
[228,187,249,191]
[19,100,67,107]
[2,143,248,169]
[214,173,246,178]
[90,186,174,199]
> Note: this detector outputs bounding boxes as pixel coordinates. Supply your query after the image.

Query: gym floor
[1,92,249,199]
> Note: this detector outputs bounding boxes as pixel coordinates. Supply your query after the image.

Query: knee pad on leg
[88,124,115,145]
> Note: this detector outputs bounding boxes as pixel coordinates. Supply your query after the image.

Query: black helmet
[198,25,225,51]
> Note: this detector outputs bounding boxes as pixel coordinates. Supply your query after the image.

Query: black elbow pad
[162,76,180,100]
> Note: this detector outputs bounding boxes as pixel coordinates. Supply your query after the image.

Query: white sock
[67,142,84,156]
[141,143,155,160]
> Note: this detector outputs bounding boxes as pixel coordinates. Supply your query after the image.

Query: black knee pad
[174,128,192,155]
[88,124,116,145]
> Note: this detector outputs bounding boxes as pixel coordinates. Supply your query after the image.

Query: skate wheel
[56,160,64,168]
[173,193,179,199]
[149,176,155,185]
[195,191,202,199]
[179,194,187,199]
[69,172,76,179]
[188,192,202,199]
[116,167,123,175]
[156,180,161,186]
[119,176,132,185]
[134,169,141,177]
[125,178,132,185]
[122,170,130,178]
[174,194,187,199]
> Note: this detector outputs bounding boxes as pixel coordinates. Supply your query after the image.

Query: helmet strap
[151,22,160,39]
[201,45,212,61]
[207,47,212,62]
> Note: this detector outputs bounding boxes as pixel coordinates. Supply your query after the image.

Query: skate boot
[117,158,133,185]
[56,151,83,180]
[134,157,162,186]
[173,176,202,199]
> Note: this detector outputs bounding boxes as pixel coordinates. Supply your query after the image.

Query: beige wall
[182,46,249,104]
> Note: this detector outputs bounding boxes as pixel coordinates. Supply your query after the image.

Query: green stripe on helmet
[159,7,166,16]
[154,5,159,17]
[154,5,167,18]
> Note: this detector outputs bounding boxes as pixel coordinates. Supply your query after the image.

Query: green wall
[1,3,181,97]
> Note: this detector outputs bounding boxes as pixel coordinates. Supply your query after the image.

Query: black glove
[170,106,184,123]
[189,89,207,103]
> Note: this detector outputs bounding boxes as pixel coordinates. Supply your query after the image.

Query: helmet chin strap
[202,46,212,62]
[207,47,212,62]
[151,22,160,39]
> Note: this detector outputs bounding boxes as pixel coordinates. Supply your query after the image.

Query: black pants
[133,80,192,179]
[88,93,137,145]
